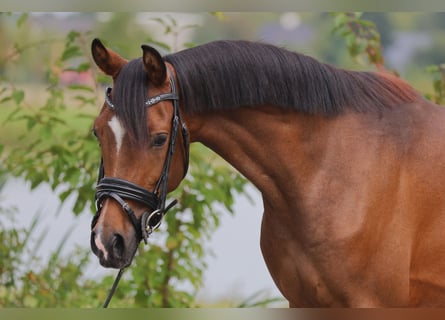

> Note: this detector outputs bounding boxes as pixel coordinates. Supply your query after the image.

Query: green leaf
[26,117,36,131]
[73,195,86,215]
[38,125,52,139]
[426,65,439,74]
[65,168,81,185]
[74,95,95,106]
[183,42,196,49]
[333,13,349,28]
[16,13,28,27]
[67,84,94,92]
[210,12,226,21]
[0,96,12,104]
[64,62,91,73]
[344,33,357,48]
[95,74,112,85]
[61,46,82,61]
[12,89,25,105]
[66,30,81,43]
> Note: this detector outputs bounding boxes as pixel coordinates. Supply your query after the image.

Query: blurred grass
[194,289,287,308]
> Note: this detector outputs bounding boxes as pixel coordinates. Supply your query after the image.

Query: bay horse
[90,38,445,307]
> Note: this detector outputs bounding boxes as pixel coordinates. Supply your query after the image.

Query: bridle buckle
[141,209,162,243]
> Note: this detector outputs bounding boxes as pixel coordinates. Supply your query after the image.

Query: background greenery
[0,12,444,307]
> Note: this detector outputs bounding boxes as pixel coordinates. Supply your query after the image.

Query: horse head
[90,39,189,269]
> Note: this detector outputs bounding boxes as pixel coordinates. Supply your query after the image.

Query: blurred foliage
[1,27,99,215]
[331,12,445,104]
[425,64,445,104]
[331,12,384,69]
[1,12,445,308]
[0,206,106,307]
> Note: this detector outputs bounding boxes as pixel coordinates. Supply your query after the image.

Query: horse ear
[141,44,166,87]
[91,38,127,78]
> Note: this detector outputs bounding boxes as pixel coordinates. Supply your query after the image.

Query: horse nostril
[111,234,125,259]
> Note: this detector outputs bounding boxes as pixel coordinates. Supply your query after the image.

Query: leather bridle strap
[94,177,161,236]
[96,177,160,210]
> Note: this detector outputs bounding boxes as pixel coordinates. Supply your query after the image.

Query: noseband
[91,67,189,244]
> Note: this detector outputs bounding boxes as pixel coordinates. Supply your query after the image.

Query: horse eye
[153,133,168,147]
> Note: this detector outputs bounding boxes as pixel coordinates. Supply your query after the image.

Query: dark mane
[112,58,149,145]
[164,40,418,116]
[113,40,419,143]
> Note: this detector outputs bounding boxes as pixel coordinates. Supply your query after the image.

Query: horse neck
[183,105,336,210]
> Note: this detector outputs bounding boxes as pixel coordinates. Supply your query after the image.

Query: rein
[92,67,189,308]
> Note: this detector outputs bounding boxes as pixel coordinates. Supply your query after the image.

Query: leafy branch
[331,12,384,70]
[2,26,100,215]
[331,12,445,105]
[425,63,445,104]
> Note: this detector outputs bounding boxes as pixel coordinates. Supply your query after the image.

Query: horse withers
[90,38,445,307]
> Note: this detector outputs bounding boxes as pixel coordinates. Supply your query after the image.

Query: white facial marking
[95,228,109,260]
[108,116,126,153]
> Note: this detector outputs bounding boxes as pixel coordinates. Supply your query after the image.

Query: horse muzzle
[90,227,137,269]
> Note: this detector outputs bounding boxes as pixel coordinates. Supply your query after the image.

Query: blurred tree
[361,13,395,49]
[331,12,384,69]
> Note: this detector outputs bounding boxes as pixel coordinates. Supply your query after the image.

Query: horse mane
[112,58,149,145]
[164,40,418,116]
[113,40,419,144]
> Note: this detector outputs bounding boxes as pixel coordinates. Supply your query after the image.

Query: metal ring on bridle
[141,209,162,244]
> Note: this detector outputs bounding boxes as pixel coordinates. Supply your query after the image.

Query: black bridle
[92,67,189,244]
